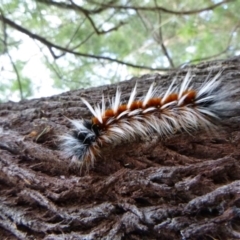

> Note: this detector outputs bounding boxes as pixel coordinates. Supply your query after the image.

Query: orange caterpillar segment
[104,109,115,117]
[117,104,128,114]
[92,117,100,125]
[181,90,196,105]
[162,93,178,105]
[129,101,143,110]
[144,98,161,108]
[93,105,129,126]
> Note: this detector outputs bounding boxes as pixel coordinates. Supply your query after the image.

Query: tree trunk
[1,57,240,240]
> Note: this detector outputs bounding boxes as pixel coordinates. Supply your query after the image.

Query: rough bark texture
[1,57,240,240]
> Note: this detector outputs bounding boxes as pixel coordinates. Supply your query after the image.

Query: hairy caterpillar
[61,72,237,168]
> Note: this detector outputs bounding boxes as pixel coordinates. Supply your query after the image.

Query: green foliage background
[0,0,240,102]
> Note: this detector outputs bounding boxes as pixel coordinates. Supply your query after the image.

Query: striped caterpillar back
[61,72,238,169]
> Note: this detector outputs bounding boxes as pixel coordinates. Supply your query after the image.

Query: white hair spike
[127,83,137,109]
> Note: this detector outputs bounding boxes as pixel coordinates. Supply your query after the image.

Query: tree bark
[1,56,240,240]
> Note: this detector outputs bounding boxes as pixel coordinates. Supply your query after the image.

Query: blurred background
[0,0,240,102]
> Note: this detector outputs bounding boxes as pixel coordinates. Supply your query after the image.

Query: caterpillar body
[61,72,237,168]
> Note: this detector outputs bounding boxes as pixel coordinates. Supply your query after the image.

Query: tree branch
[0,15,173,71]
[153,1,174,67]
[37,0,126,35]
[68,3,128,52]
[69,0,126,35]
[87,0,232,15]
